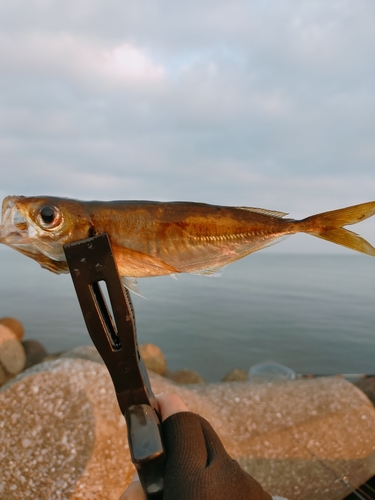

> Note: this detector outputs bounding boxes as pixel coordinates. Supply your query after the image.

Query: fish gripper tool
[64,233,165,499]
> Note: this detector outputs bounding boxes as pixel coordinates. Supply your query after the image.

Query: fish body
[1,196,375,288]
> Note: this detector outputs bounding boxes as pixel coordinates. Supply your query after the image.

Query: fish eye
[37,205,62,229]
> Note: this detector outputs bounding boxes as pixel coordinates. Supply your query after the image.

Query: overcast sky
[1,0,374,252]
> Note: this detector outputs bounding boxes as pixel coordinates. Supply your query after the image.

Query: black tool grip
[125,404,166,497]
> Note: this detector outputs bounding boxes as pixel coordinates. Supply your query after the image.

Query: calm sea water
[0,248,374,382]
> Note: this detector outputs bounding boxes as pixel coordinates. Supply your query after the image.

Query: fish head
[0,195,94,273]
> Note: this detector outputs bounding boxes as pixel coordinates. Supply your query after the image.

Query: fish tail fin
[300,201,375,256]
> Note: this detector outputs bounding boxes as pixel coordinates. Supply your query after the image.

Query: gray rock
[22,339,48,369]
[222,368,249,382]
[354,376,375,406]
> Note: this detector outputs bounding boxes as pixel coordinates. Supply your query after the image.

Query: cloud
[0,0,374,247]
[0,32,166,89]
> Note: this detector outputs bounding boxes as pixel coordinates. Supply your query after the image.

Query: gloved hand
[161,410,272,500]
[120,394,272,500]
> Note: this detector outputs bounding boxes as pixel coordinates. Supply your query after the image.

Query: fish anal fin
[193,265,227,277]
[120,276,146,298]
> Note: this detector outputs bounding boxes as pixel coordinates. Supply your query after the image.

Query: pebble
[354,377,375,406]
[139,343,167,375]
[0,325,26,383]
[222,368,249,382]
[165,368,205,384]
[22,340,48,369]
[0,316,25,341]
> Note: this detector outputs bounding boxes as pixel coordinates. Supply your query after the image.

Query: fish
[0,195,375,293]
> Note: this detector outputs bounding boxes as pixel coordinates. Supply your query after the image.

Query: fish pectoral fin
[113,245,180,277]
[40,259,70,274]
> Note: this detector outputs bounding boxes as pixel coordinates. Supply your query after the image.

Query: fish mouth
[0,197,32,247]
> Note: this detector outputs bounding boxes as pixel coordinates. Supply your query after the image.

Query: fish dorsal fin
[236,206,289,218]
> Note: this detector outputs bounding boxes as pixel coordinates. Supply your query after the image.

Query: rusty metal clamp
[64,233,165,498]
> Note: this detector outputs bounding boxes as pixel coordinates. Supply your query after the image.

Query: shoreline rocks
[0,324,26,385]
[2,358,375,500]
[22,339,48,370]
[0,316,25,341]
[139,343,167,375]
[1,316,375,498]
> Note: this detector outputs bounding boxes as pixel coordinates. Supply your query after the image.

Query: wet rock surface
[1,358,375,500]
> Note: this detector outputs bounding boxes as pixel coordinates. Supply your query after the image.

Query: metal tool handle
[63,234,166,497]
[125,404,165,497]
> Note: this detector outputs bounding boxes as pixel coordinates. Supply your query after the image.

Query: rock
[166,368,205,384]
[0,359,130,500]
[354,377,375,406]
[139,343,167,375]
[59,345,104,364]
[222,368,248,382]
[42,353,63,362]
[22,339,49,369]
[0,325,26,381]
[0,362,12,386]
[0,316,25,341]
[1,360,375,500]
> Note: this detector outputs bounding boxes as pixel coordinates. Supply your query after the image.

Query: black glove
[159,411,272,500]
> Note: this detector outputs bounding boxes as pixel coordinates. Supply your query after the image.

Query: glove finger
[199,416,230,465]
[162,412,209,471]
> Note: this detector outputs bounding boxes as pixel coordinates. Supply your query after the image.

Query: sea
[0,248,374,382]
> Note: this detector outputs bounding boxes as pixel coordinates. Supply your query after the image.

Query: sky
[0,0,374,252]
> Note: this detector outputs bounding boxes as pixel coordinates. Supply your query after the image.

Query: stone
[0,316,25,341]
[0,325,26,380]
[0,362,12,386]
[1,360,375,500]
[59,345,104,364]
[139,343,167,375]
[22,339,49,369]
[354,377,375,406]
[0,359,131,500]
[222,368,249,382]
[43,353,63,362]
[165,368,205,384]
